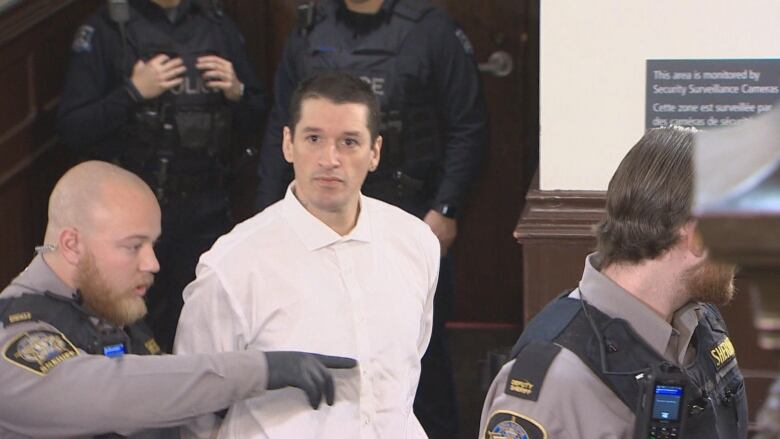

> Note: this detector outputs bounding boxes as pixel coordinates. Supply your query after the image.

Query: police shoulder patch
[454,28,474,56]
[484,410,547,439]
[3,330,79,375]
[71,25,95,53]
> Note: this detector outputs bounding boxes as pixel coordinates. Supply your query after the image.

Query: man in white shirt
[174,71,440,438]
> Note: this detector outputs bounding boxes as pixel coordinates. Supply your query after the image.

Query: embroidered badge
[710,336,736,370]
[484,411,547,439]
[71,25,95,53]
[454,28,475,55]
[3,330,79,375]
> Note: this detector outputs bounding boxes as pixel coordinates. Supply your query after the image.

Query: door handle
[478,51,514,77]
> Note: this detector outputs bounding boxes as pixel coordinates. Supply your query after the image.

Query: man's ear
[369,135,382,172]
[282,126,294,164]
[682,220,706,258]
[59,227,83,265]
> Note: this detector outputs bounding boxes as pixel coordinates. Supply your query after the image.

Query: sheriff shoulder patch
[710,336,736,370]
[484,410,547,439]
[3,330,79,375]
[71,25,95,53]
[505,341,561,401]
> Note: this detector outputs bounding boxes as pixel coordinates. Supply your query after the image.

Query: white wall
[540,0,780,190]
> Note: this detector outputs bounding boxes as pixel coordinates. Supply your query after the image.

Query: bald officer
[480,127,747,438]
[0,161,355,438]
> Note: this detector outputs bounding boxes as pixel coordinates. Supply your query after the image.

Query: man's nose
[140,244,160,273]
[319,142,340,167]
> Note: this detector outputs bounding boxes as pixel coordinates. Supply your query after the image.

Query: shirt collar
[13,254,79,301]
[281,183,372,251]
[577,253,690,358]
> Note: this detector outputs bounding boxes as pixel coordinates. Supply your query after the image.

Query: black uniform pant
[144,189,232,352]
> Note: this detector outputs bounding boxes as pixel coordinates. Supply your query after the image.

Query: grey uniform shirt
[0,255,269,438]
[479,253,702,439]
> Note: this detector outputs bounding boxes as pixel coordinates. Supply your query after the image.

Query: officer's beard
[684,258,737,306]
[76,250,149,327]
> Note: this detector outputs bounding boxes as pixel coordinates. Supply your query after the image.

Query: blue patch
[3,330,79,375]
[71,25,95,53]
[484,411,546,439]
[454,28,474,56]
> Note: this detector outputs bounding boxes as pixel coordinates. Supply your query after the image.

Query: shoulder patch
[484,410,547,439]
[709,335,736,371]
[454,28,474,56]
[71,25,95,53]
[505,341,561,401]
[3,330,79,375]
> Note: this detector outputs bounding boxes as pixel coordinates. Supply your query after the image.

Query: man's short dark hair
[596,126,696,265]
[288,71,381,142]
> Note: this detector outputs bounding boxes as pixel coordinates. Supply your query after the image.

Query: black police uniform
[57,0,267,352]
[256,2,487,436]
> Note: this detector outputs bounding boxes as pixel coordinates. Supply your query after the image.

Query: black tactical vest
[0,292,161,357]
[114,3,232,175]
[510,296,748,439]
[299,0,442,203]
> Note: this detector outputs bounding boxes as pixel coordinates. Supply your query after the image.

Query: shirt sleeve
[256,31,302,211]
[480,349,635,439]
[174,263,250,438]
[0,320,268,438]
[416,225,440,357]
[420,13,489,214]
[56,13,140,154]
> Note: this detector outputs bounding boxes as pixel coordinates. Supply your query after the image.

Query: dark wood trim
[0,0,77,46]
[514,188,606,242]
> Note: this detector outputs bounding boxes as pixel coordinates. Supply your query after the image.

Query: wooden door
[429,0,538,324]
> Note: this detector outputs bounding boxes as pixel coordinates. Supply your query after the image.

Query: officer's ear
[282,126,294,164]
[681,220,706,259]
[369,135,382,172]
[58,227,83,266]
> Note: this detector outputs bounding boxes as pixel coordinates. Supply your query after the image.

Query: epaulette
[505,340,561,401]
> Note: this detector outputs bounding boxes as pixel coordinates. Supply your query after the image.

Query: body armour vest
[114,5,232,175]
[299,0,442,201]
[0,292,161,357]
[510,296,748,439]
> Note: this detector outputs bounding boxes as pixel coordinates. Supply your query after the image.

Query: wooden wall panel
[0,0,99,285]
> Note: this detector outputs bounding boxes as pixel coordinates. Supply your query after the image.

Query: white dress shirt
[174,186,440,438]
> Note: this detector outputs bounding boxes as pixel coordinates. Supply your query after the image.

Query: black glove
[265,351,358,409]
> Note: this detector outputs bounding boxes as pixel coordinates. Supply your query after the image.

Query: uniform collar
[135,0,196,23]
[9,254,79,301]
[575,253,701,362]
[281,183,372,252]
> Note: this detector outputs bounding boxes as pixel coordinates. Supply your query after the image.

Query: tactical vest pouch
[175,105,231,157]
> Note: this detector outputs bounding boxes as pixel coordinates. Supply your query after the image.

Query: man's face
[76,187,161,326]
[283,97,381,218]
[684,258,737,306]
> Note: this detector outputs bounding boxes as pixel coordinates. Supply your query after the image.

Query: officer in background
[0,161,356,438]
[480,127,747,439]
[56,0,267,352]
[256,1,488,436]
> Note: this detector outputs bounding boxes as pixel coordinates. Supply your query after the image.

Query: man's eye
[343,138,359,147]
[306,135,320,143]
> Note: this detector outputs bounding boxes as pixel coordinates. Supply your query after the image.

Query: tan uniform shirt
[479,253,702,439]
[0,255,269,438]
